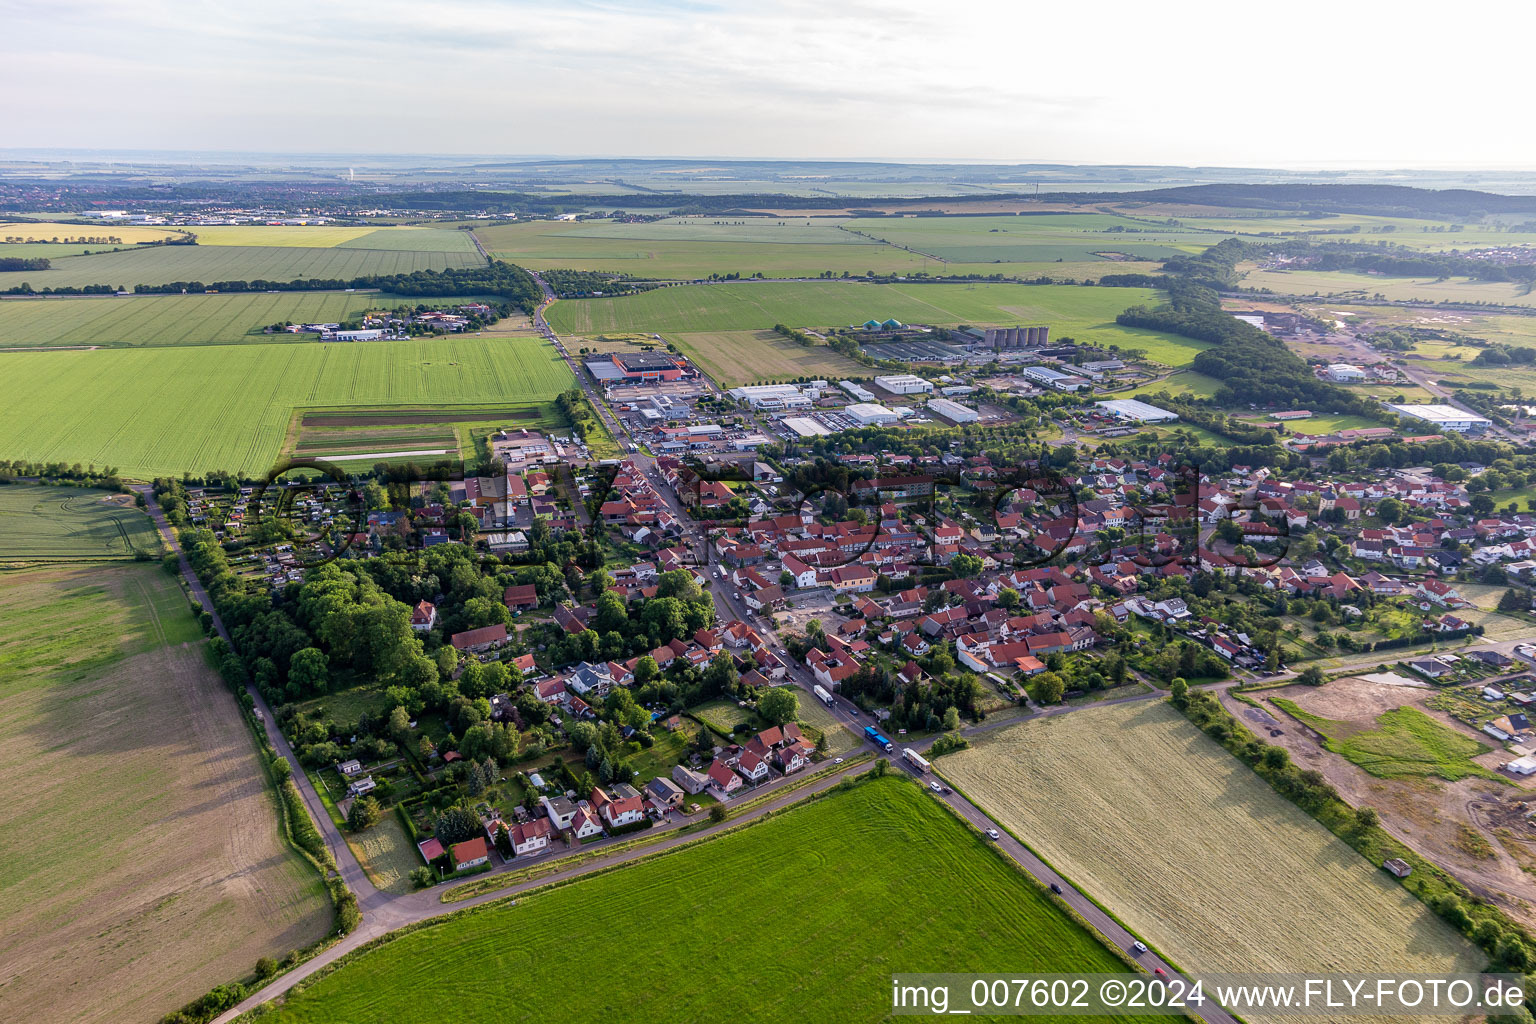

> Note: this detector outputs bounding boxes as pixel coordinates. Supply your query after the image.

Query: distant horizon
[2,149,1534,176]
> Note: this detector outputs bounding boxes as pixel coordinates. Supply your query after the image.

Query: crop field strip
[0,565,330,1024]
[0,338,576,480]
[0,220,187,244]
[0,290,497,348]
[251,777,1137,1024]
[667,329,868,386]
[0,484,160,561]
[0,243,482,291]
[941,700,1482,1004]
[546,281,1178,351]
[843,213,1217,263]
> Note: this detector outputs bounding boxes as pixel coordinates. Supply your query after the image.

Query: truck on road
[813,684,835,707]
[863,725,893,752]
[903,747,932,773]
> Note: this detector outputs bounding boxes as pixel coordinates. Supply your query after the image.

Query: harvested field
[1229,676,1536,932]
[0,483,160,562]
[0,220,187,244]
[941,700,1481,988]
[251,778,1136,1024]
[670,328,866,385]
[0,565,329,1024]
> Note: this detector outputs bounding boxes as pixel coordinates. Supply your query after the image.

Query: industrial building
[926,397,979,423]
[729,384,815,410]
[1096,398,1179,423]
[782,416,833,437]
[844,403,900,427]
[840,380,876,402]
[1385,404,1491,433]
[1018,365,1091,392]
[873,374,933,395]
[1326,363,1366,383]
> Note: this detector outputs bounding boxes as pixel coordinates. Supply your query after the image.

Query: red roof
[450,837,489,865]
[418,838,445,862]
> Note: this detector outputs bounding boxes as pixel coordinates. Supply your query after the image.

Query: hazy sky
[3,0,1532,168]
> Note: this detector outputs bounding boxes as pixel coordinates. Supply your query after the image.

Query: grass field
[0,565,329,1024]
[252,777,1135,1024]
[0,243,481,291]
[547,281,1173,351]
[0,484,160,562]
[941,701,1481,981]
[1120,369,1224,399]
[1276,413,1386,435]
[669,328,866,385]
[792,696,859,755]
[347,814,421,895]
[845,213,1215,263]
[689,697,753,736]
[0,337,576,479]
[0,290,494,348]
[1271,701,1502,783]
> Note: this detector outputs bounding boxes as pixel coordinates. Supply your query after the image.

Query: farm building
[1385,404,1491,434]
[1096,398,1179,423]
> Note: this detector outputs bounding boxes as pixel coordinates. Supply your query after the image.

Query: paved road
[130,486,381,906]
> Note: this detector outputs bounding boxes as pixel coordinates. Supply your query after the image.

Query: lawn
[0,336,576,480]
[0,243,481,291]
[688,698,753,737]
[669,328,866,385]
[1271,701,1503,784]
[250,777,1136,1024]
[0,290,493,348]
[940,700,1481,980]
[547,281,1178,359]
[0,565,329,1024]
[0,483,160,562]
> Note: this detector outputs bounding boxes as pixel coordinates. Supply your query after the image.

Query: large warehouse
[1096,398,1179,423]
[844,403,901,427]
[926,397,979,423]
[874,374,933,395]
[1386,403,1491,433]
[728,384,814,410]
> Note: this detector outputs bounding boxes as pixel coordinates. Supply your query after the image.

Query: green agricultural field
[1271,701,1502,783]
[547,281,1178,353]
[481,218,936,279]
[0,290,492,348]
[0,484,160,562]
[1241,265,1536,308]
[0,243,481,291]
[845,213,1216,264]
[669,329,866,385]
[337,227,481,252]
[0,565,329,1024]
[252,777,1134,1024]
[0,337,576,479]
[941,701,1481,982]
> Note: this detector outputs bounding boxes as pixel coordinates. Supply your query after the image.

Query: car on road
[1154,968,1166,977]
[833,757,844,764]
[985,828,1000,840]
[733,592,741,601]
[1049,883,1062,894]
[929,781,943,793]
[1131,941,1148,955]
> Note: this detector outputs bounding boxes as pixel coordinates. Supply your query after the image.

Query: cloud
[0,0,1531,167]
